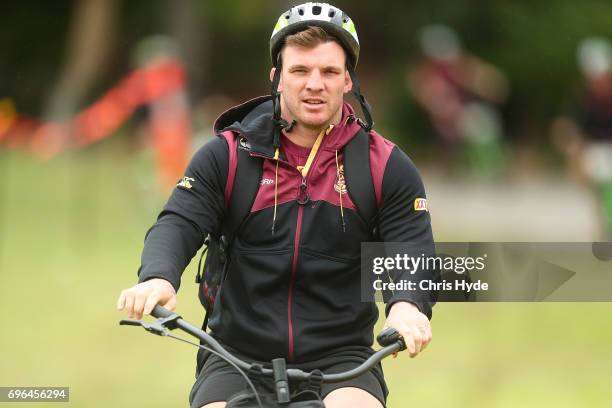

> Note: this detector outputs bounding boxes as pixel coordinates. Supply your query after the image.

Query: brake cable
[121,318,264,408]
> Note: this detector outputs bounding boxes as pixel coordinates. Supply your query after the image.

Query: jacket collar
[214,95,364,159]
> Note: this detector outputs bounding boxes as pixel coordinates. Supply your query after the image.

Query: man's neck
[282,111,343,148]
[283,126,324,148]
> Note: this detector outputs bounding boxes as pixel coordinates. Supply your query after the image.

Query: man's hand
[384,301,432,358]
[116,278,177,319]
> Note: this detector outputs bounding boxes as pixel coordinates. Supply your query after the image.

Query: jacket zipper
[243,128,336,361]
[247,147,306,361]
[287,122,336,359]
[287,177,310,361]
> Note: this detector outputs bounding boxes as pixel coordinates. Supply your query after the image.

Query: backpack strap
[223,135,263,239]
[344,127,378,231]
[200,132,262,331]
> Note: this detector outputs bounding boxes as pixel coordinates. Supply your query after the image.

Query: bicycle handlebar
[151,304,174,318]
[145,305,405,383]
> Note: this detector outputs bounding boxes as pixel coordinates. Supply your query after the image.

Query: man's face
[272,41,352,130]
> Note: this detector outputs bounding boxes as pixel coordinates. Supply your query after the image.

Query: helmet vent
[298,8,304,16]
[312,5,322,15]
[328,10,335,18]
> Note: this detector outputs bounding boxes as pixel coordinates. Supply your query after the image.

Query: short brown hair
[279,26,347,67]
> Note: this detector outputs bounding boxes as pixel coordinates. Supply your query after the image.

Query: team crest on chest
[334,164,347,195]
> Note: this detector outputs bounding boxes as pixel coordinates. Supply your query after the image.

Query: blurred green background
[1,1,612,407]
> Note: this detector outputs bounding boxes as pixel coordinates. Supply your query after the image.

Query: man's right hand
[116,278,177,319]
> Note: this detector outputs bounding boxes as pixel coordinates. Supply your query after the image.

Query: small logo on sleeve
[177,176,195,189]
[414,198,428,211]
[260,178,275,186]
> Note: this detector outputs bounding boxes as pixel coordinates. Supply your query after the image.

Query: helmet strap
[347,64,374,131]
[270,59,297,149]
[271,61,282,121]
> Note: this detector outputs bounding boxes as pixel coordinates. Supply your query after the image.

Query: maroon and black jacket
[138,96,436,363]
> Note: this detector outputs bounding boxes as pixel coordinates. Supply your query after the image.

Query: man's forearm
[137,212,205,291]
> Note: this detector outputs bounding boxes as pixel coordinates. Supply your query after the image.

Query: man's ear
[270,67,283,92]
[343,69,353,94]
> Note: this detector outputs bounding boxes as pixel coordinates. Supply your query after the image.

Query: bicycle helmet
[270,2,360,68]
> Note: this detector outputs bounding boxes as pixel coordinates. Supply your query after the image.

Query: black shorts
[189,344,388,408]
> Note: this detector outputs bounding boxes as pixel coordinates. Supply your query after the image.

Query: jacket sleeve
[377,146,437,319]
[137,136,229,291]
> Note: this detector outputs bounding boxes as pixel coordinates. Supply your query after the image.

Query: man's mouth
[303,98,326,107]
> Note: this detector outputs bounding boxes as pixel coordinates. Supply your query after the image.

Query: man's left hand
[384,301,432,358]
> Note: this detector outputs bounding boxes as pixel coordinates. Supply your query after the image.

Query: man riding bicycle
[117,3,436,407]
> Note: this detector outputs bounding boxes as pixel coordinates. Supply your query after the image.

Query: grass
[1,139,610,407]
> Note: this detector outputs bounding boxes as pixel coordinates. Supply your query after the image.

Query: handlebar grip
[376,327,406,351]
[151,304,174,318]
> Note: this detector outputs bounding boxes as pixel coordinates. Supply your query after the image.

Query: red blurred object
[1,58,191,190]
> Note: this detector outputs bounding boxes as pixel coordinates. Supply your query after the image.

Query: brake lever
[119,319,168,336]
[119,319,142,327]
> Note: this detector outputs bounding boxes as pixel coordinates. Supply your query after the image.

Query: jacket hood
[213,95,364,158]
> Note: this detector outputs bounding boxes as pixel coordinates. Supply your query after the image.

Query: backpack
[195,127,378,330]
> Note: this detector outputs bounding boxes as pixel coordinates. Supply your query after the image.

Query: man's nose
[306,70,324,91]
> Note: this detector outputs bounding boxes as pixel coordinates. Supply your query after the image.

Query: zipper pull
[297,178,310,205]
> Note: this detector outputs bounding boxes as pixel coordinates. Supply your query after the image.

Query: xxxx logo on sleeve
[414,198,428,211]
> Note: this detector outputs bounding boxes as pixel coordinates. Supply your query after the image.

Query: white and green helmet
[270,2,360,68]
